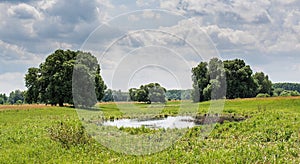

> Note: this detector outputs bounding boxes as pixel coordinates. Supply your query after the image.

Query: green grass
[0,97,300,163]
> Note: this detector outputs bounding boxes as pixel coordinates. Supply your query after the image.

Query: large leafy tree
[191,62,209,102]
[25,67,40,104]
[25,49,106,107]
[253,72,273,95]
[192,58,265,102]
[129,83,166,103]
[223,59,258,99]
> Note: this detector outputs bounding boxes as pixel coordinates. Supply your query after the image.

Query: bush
[279,90,300,97]
[15,100,23,105]
[256,93,270,98]
[48,120,92,149]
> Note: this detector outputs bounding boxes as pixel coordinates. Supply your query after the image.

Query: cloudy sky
[0,0,300,94]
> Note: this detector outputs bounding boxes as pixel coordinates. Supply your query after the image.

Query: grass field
[0,97,300,163]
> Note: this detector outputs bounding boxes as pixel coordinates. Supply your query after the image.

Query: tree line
[0,90,25,105]
[2,49,300,106]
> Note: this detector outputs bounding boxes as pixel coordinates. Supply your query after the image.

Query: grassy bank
[0,97,300,163]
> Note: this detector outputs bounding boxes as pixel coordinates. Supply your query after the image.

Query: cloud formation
[0,0,300,94]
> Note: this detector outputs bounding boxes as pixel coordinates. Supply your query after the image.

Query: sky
[0,0,300,94]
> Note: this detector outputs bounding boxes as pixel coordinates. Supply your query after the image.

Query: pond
[102,114,247,129]
[103,116,197,129]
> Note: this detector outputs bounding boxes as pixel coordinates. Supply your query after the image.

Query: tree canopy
[25,49,106,107]
[129,83,166,103]
[0,93,8,105]
[273,83,300,93]
[192,58,273,102]
[8,90,25,104]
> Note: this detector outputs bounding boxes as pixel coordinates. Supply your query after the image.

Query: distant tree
[253,72,273,95]
[273,83,300,93]
[129,83,166,103]
[0,93,8,104]
[129,88,138,101]
[102,89,114,102]
[273,88,284,97]
[25,49,106,107]
[112,90,129,101]
[165,89,192,101]
[8,90,24,104]
[280,90,300,97]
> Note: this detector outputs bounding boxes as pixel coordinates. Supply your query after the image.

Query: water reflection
[103,116,196,129]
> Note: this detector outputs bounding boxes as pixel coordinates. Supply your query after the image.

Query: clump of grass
[47,120,92,149]
[119,125,158,135]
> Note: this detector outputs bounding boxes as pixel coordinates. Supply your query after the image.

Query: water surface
[103,116,196,129]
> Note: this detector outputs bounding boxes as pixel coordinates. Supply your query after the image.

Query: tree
[25,49,106,107]
[102,89,114,102]
[223,59,258,99]
[208,58,226,99]
[191,62,209,102]
[192,58,226,102]
[192,58,263,101]
[0,93,8,104]
[25,67,40,103]
[129,83,166,103]
[8,90,24,104]
[253,72,273,95]
[273,83,300,93]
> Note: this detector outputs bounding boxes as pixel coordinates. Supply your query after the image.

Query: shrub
[256,93,270,98]
[48,120,92,149]
[279,90,300,97]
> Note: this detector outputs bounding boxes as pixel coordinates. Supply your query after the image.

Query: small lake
[103,116,197,129]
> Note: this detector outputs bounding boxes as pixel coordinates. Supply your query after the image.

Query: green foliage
[192,58,264,102]
[224,59,257,99]
[25,49,106,107]
[165,89,192,100]
[8,90,25,104]
[256,93,270,98]
[253,72,273,95]
[102,89,114,102]
[129,83,166,103]
[112,90,129,101]
[24,67,40,104]
[273,83,300,93]
[191,61,209,102]
[279,90,300,97]
[0,93,8,104]
[48,120,92,149]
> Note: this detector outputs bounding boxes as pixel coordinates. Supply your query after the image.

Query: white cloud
[0,72,26,94]
[8,3,42,20]
[142,10,161,19]
[128,15,140,22]
[0,0,300,93]
[0,40,43,66]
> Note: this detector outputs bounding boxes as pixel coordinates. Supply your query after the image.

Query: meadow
[0,97,300,163]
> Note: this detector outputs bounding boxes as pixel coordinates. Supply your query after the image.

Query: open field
[0,97,300,163]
